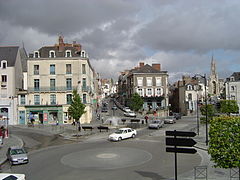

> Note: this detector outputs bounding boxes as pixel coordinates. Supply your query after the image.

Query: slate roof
[38,46,81,58]
[0,46,19,67]
[230,72,240,81]
[131,64,167,74]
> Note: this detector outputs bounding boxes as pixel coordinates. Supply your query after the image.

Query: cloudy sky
[0,0,239,82]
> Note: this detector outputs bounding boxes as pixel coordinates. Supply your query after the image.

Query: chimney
[139,62,144,67]
[152,64,161,71]
[58,36,64,52]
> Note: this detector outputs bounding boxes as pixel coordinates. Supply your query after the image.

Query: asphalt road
[6,118,201,180]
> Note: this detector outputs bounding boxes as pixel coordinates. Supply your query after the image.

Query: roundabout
[61,147,152,170]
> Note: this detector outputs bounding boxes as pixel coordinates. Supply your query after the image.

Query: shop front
[23,105,63,125]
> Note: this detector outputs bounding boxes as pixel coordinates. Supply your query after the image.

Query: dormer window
[34,51,40,58]
[1,60,7,69]
[65,50,72,57]
[49,50,56,58]
[81,50,86,58]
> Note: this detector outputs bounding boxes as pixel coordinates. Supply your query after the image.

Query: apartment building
[18,36,97,125]
[0,46,27,125]
[118,62,169,116]
[225,72,240,113]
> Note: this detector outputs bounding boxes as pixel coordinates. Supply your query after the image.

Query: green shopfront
[23,105,63,125]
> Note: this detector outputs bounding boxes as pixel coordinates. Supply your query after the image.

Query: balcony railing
[28,86,77,92]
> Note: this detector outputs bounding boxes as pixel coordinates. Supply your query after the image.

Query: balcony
[28,86,77,93]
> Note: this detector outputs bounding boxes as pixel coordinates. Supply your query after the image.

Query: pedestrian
[144,115,148,124]
[0,127,3,145]
[56,119,59,126]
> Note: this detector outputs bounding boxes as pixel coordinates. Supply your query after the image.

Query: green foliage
[129,93,144,112]
[208,116,240,168]
[220,100,239,115]
[68,89,86,122]
[200,104,215,118]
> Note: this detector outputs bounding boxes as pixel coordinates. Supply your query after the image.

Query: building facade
[118,62,169,116]
[18,36,97,125]
[0,47,27,125]
[225,72,240,113]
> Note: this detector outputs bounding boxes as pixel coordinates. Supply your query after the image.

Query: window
[1,75,7,82]
[82,78,87,90]
[34,51,40,58]
[34,79,40,91]
[1,61,7,69]
[156,77,162,86]
[50,64,55,75]
[137,77,143,86]
[34,65,39,75]
[147,88,152,96]
[231,86,235,91]
[66,78,72,90]
[187,85,192,90]
[66,94,72,104]
[34,95,40,105]
[20,95,25,105]
[188,93,192,101]
[83,94,87,104]
[82,64,86,74]
[50,79,55,91]
[138,88,143,96]
[50,94,56,105]
[231,95,236,100]
[65,50,72,57]
[49,50,55,58]
[66,64,72,74]
[156,88,162,96]
[147,77,152,86]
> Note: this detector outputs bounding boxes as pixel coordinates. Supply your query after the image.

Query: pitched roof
[0,46,19,67]
[231,72,240,81]
[131,64,165,74]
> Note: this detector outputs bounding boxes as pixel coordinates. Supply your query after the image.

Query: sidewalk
[0,135,24,166]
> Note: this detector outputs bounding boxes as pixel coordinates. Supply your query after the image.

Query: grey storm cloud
[0,0,139,35]
[134,0,240,52]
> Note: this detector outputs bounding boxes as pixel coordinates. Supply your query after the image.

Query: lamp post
[194,74,208,146]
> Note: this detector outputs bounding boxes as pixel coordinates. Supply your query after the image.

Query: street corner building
[15,36,98,125]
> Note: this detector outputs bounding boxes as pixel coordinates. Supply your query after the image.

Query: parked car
[7,146,29,165]
[123,107,131,112]
[0,173,25,180]
[173,113,182,120]
[112,105,117,110]
[101,107,108,112]
[148,120,164,129]
[124,111,136,117]
[164,116,176,124]
[108,128,137,141]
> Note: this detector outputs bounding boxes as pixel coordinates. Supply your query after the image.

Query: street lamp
[194,74,208,146]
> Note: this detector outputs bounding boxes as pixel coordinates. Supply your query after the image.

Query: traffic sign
[166,130,196,137]
[166,147,197,154]
[166,137,197,147]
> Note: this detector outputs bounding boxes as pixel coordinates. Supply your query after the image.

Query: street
[1,114,202,180]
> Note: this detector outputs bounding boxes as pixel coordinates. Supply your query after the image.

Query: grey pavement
[0,118,238,179]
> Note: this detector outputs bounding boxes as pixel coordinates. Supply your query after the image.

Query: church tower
[208,56,220,96]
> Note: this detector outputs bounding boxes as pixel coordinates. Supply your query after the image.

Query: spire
[211,55,216,77]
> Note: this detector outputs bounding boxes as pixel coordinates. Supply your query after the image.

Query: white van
[0,173,25,180]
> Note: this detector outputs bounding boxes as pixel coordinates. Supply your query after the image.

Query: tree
[220,100,239,115]
[129,93,144,112]
[68,89,86,129]
[208,116,240,171]
[200,104,215,122]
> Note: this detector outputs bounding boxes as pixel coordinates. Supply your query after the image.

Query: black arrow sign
[166,130,196,137]
[166,137,197,147]
[166,147,197,154]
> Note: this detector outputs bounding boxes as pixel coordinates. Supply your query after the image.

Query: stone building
[0,46,27,125]
[118,62,169,116]
[18,36,97,125]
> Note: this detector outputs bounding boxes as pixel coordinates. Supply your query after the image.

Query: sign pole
[174,131,177,180]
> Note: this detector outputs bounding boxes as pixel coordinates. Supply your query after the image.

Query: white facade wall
[225,81,240,113]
